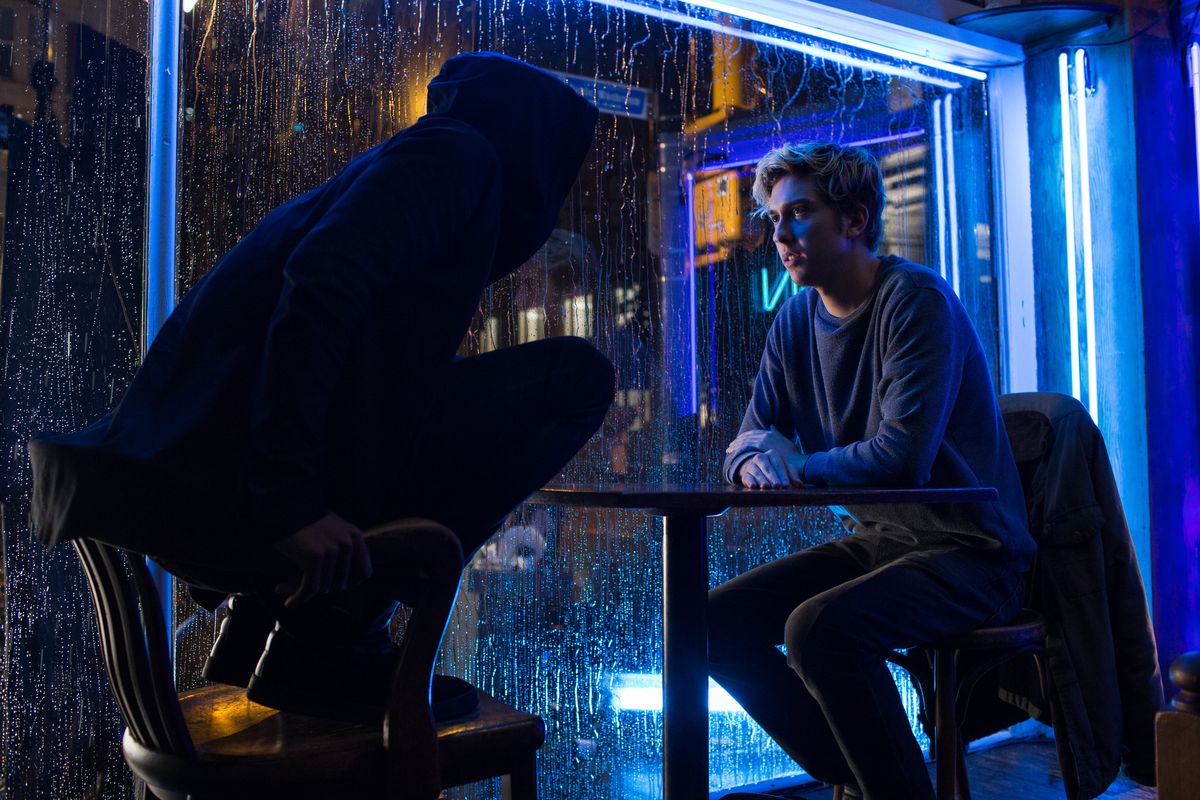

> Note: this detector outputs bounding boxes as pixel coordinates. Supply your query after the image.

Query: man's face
[766,174,851,289]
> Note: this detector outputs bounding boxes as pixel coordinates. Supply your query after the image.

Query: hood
[425,51,599,283]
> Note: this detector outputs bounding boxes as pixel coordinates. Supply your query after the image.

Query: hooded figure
[29,53,609,588]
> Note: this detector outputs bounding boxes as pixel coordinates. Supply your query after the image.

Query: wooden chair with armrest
[74,518,545,799]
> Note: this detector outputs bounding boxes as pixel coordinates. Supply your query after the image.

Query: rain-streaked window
[0,1,1001,797]
[0,1,147,796]
[170,3,998,797]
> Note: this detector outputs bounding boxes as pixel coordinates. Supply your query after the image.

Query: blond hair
[752,142,886,252]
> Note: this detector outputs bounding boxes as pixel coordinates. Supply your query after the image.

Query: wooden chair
[74,519,545,799]
[881,609,1077,800]
[832,398,1084,800]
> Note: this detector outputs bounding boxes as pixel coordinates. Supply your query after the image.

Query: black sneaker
[245,625,479,725]
[201,594,275,687]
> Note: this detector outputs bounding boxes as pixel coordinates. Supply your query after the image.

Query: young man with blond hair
[710,142,1034,800]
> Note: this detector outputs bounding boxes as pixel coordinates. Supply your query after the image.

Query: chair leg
[934,648,958,800]
[505,752,538,800]
[955,737,971,800]
[1034,652,1080,800]
[832,786,845,800]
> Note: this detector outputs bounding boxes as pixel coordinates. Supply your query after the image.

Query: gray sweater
[724,256,1035,561]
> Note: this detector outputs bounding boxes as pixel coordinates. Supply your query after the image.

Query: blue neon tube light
[684,171,699,415]
[1059,52,1082,404]
[146,0,180,664]
[587,0,964,90]
[759,268,797,311]
[697,129,926,175]
[1191,42,1200,230]
[1074,49,1098,421]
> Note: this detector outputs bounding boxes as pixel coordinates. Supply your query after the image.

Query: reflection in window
[0,2,148,796]
[518,307,547,343]
[480,315,500,353]
[0,10,14,79]
[563,293,594,338]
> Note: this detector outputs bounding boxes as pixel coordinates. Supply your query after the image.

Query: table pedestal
[655,509,720,800]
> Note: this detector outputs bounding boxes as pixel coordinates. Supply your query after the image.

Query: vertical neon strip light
[147,0,180,661]
[1058,52,1082,402]
[932,97,949,284]
[684,172,699,415]
[1190,42,1200,221]
[1074,48,1098,420]
[943,94,961,297]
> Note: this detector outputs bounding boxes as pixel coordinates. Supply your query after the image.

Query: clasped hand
[726,428,806,490]
[273,512,373,608]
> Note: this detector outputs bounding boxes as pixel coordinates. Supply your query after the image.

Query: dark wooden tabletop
[530,483,998,511]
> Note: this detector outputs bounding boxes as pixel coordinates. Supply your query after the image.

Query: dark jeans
[158,336,613,616]
[707,535,1025,800]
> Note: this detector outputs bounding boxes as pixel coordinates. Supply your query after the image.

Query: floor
[726,738,1157,800]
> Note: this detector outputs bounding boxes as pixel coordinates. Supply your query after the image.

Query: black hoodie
[28,52,599,552]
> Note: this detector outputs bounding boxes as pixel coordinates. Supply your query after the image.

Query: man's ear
[842,204,870,240]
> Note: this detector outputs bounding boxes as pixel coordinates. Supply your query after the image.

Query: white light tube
[667,0,987,81]
[1191,42,1200,226]
[1059,52,1082,403]
[943,94,961,298]
[611,674,746,713]
[932,97,949,284]
[1074,48,1098,421]
[587,0,963,90]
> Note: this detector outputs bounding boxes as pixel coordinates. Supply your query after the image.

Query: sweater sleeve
[723,317,797,484]
[246,131,500,541]
[802,287,963,487]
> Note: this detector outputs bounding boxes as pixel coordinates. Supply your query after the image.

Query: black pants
[159,335,613,612]
[707,535,1025,800]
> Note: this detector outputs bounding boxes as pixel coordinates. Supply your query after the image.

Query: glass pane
[0,12,14,47]
[175,1,997,797]
[0,3,147,797]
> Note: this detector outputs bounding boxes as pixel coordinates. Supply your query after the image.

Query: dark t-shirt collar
[814,254,901,330]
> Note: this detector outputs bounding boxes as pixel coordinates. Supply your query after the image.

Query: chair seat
[124,684,544,798]
[936,608,1047,651]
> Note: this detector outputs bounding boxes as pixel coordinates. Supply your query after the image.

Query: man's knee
[785,599,856,680]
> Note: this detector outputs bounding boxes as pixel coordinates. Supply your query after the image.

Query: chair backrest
[73,539,195,758]
[74,520,465,797]
[999,396,1056,525]
[999,392,1074,605]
